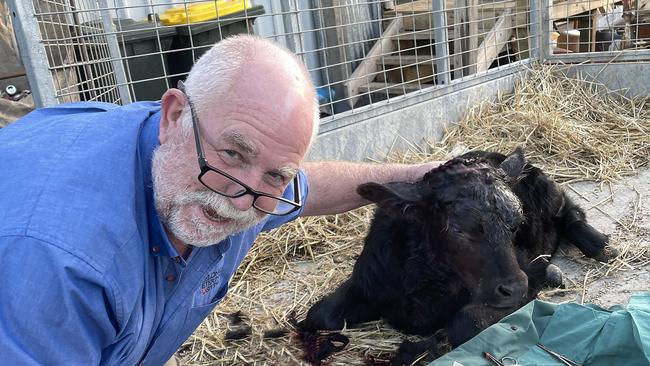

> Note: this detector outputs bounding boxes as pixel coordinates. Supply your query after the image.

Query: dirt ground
[540,167,650,307]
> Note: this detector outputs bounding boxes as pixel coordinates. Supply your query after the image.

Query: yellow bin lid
[160,0,252,26]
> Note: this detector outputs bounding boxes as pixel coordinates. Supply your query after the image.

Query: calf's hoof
[592,245,619,263]
[545,264,564,288]
[298,330,349,365]
[391,338,438,366]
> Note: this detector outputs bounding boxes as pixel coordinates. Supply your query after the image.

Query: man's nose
[228,194,255,212]
[226,172,265,212]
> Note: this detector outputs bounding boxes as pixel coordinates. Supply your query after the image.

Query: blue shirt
[0,102,308,365]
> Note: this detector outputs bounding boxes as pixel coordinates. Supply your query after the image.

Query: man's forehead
[217,130,301,176]
[230,59,313,106]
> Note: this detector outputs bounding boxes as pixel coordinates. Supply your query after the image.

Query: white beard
[151,133,264,247]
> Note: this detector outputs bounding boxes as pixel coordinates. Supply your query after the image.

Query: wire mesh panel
[13,0,636,115]
[29,0,125,103]
[545,0,650,60]
[11,0,539,113]
[12,0,650,115]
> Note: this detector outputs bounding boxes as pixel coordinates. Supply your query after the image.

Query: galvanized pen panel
[6,0,648,123]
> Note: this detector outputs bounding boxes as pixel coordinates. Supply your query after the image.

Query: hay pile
[179,64,650,365]
[398,65,650,183]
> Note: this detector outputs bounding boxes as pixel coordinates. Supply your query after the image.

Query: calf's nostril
[496,284,513,298]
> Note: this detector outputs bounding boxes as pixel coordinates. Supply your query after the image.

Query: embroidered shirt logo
[200,271,220,295]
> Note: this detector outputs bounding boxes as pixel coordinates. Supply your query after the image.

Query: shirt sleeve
[260,169,309,232]
[0,235,118,365]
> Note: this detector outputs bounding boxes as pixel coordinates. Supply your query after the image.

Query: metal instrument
[483,352,522,366]
[537,343,582,366]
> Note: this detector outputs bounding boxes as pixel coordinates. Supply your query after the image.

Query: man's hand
[405,160,442,182]
[301,160,443,216]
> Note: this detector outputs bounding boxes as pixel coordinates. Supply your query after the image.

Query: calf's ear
[357,182,420,203]
[499,146,525,179]
[357,182,424,221]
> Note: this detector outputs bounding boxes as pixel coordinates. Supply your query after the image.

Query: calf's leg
[561,205,616,262]
[301,280,380,332]
[391,337,439,366]
[299,280,381,364]
[446,304,513,348]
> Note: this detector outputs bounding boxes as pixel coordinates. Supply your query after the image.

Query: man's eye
[267,172,286,185]
[219,150,241,163]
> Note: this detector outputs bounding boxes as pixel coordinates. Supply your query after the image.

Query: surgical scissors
[483,352,521,366]
[537,343,582,366]
[483,351,505,366]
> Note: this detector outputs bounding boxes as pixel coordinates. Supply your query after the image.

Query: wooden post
[453,0,478,78]
[591,11,601,52]
[343,18,403,108]
[577,13,594,53]
[476,8,513,72]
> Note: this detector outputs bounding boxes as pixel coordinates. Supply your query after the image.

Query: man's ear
[159,88,187,144]
[357,182,424,221]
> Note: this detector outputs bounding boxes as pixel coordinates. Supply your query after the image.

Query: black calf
[299,148,613,365]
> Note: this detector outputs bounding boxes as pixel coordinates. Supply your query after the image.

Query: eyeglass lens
[199,170,297,215]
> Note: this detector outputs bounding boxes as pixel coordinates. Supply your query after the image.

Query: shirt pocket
[191,269,228,308]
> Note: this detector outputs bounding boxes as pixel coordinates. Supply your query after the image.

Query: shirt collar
[137,111,179,259]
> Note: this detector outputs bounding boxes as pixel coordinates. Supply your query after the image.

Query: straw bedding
[179,64,650,365]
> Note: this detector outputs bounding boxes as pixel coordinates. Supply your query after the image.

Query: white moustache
[178,190,261,221]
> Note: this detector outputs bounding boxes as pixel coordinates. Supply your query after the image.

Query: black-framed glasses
[177,81,302,216]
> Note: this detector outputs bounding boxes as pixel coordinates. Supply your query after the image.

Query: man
[0,35,437,365]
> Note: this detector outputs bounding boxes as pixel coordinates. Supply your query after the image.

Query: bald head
[183,35,319,146]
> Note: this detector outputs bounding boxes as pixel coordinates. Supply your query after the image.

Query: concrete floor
[543,167,650,307]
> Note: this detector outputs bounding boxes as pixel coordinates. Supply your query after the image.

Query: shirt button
[173,257,181,263]
[166,274,176,282]
[151,246,160,254]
